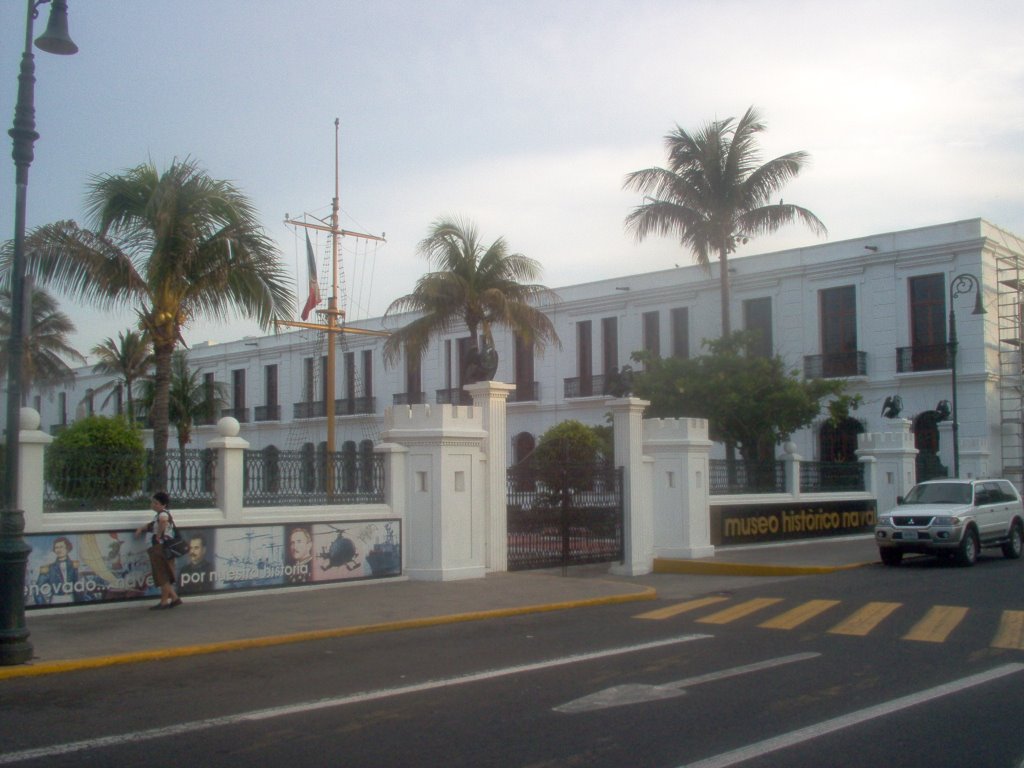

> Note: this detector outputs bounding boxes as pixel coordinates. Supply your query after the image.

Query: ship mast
[280,119,387,483]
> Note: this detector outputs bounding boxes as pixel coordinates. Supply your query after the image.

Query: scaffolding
[996,248,1024,487]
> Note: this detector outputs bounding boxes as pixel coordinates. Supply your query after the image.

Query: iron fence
[709,460,786,494]
[243,448,385,506]
[799,461,865,492]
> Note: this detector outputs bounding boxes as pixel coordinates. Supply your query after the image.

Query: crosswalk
[635,597,1024,649]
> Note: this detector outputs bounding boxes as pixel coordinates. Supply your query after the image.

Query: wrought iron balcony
[221,406,249,423]
[510,381,539,402]
[896,344,950,373]
[803,351,867,379]
[435,388,473,405]
[293,400,325,419]
[563,374,607,399]
[254,404,281,422]
[393,391,427,406]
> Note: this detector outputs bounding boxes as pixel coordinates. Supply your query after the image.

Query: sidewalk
[0,535,880,680]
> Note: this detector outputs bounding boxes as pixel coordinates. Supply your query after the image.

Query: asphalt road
[3,553,1024,768]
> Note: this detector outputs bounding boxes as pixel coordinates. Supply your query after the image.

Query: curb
[0,586,657,681]
[653,558,875,577]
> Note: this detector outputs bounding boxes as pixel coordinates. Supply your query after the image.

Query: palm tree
[91,330,153,423]
[623,106,827,336]
[383,217,560,382]
[0,283,85,403]
[139,350,226,490]
[7,158,294,488]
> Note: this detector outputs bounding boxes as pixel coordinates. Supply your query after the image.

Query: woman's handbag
[162,534,189,559]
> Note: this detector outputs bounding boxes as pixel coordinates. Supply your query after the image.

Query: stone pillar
[465,380,515,572]
[382,403,487,581]
[608,397,652,576]
[958,437,990,480]
[938,420,954,476]
[856,420,917,514]
[17,408,51,535]
[643,417,714,559]
[206,417,249,524]
[782,441,801,498]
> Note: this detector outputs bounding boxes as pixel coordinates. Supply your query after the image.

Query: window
[909,274,947,371]
[203,373,216,416]
[642,311,660,358]
[85,389,94,416]
[405,348,422,404]
[344,352,355,401]
[743,297,773,357]
[577,321,593,396]
[58,392,67,425]
[362,349,373,397]
[601,317,618,373]
[819,286,858,376]
[670,307,689,359]
[265,365,278,408]
[514,333,535,399]
[303,357,315,403]
[232,369,246,409]
[321,355,329,405]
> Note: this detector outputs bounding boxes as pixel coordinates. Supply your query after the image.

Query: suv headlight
[931,516,962,526]
[876,516,893,527]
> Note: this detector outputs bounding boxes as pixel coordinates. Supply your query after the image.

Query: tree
[382,216,560,382]
[45,415,147,509]
[630,332,860,464]
[533,419,607,494]
[623,106,826,336]
[91,329,153,423]
[139,350,226,487]
[0,283,85,403]
[7,158,294,489]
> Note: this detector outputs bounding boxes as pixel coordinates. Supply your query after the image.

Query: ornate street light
[947,272,986,479]
[1,0,77,667]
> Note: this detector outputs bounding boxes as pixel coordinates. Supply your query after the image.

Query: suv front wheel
[1002,521,1023,559]
[880,548,903,567]
[956,528,979,567]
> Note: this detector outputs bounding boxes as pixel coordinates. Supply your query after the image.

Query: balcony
[510,381,539,402]
[563,374,607,399]
[803,351,867,379]
[254,404,281,422]
[338,396,376,415]
[393,391,427,406]
[435,388,473,406]
[293,400,325,419]
[221,406,249,423]
[896,344,950,373]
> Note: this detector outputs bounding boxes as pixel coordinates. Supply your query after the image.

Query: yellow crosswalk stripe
[634,596,730,620]
[828,602,902,636]
[902,605,969,643]
[697,597,784,625]
[759,599,841,630]
[992,610,1024,650]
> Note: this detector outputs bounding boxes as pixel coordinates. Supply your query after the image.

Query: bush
[533,420,605,494]
[46,416,147,507]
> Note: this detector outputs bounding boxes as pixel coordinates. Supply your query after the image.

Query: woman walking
[135,491,182,610]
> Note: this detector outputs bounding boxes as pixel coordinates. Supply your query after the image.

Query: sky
[1,0,1022,361]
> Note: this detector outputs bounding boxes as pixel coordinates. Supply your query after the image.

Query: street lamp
[1,0,77,667]
[947,272,986,479]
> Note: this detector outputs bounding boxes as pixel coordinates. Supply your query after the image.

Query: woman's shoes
[169,598,183,608]
[149,603,168,610]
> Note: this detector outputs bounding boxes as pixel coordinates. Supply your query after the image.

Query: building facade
[10,218,1024,485]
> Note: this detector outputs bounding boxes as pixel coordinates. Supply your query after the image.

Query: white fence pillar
[608,397,652,576]
[17,408,52,534]
[856,420,917,514]
[206,417,249,524]
[465,380,514,573]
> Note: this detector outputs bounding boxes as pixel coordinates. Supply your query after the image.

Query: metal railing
[709,460,786,494]
[510,381,539,402]
[393,391,427,405]
[803,351,867,379]
[563,374,607,399]
[242,448,385,506]
[799,461,865,492]
[254,404,281,422]
[435,388,473,405]
[896,344,950,373]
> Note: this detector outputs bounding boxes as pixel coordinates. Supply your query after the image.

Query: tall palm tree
[0,283,85,403]
[6,158,294,488]
[383,217,560,381]
[91,330,153,423]
[624,106,827,335]
[139,350,226,487]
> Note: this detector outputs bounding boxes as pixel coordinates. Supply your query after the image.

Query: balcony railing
[435,388,473,405]
[393,391,427,406]
[563,374,607,399]
[896,344,950,373]
[221,406,249,423]
[294,401,325,419]
[254,404,281,422]
[803,351,867,379]
[710,460,786,494]
[510,381,539,402]
[337,396,376,415]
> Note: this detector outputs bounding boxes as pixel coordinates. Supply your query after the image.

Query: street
[2,553,1024,767]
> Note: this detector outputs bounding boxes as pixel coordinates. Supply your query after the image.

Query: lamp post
[1,0,77,667]
[947,272,986,479]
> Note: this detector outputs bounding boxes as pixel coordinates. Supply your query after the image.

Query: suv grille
[893,516,935,527]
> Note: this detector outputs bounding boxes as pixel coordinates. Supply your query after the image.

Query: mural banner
[711,501,876,546]
[25,519,401,609]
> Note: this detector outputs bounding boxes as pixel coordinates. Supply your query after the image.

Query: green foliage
[533,420,606,493]
[630,332,856,461]
[45,416,147,505]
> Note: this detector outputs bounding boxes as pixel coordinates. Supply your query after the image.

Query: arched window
[819,418,864,463]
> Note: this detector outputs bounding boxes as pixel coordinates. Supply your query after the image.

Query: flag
[300,231,321,320]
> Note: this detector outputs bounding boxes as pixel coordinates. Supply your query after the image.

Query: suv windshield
[902,482,972,505]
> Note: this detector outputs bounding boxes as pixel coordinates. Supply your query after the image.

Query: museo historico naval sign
[711,500,877,546]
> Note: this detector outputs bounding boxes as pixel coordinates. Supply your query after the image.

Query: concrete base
[655,545,716,560]
[608,561,652,577]
[406,565,488,582]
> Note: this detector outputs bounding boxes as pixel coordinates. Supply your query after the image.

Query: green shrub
[533,420,605,494]
[45,416,147,507]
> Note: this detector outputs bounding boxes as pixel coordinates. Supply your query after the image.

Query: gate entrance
[506,461,624,571]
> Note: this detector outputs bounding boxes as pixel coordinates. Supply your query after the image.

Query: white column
[206,417,249,524]
[465,380,514,572]
[17,408,52,534]
[856,420,918,514]
[608,397,652,576]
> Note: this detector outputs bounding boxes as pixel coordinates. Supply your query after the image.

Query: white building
[11,218,1024,485]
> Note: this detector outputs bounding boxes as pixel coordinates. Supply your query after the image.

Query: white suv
[875,479,1024,566]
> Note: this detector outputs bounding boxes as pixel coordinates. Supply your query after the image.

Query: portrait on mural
[178,530,216,593]
[284,525,314,584]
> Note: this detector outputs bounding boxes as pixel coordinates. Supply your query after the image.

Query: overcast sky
[1,0,1022,360]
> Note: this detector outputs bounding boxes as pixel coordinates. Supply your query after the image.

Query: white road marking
[0,634,711,764]
[555,652,821,713]
[677,663,1024,768]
